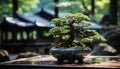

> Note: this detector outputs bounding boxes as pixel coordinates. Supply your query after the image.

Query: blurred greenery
[94,0,110,22]
[0,0,12,23]
[0,0,119,26]
[44,0,110,23]
[18,0,40,15]
[0,0,40,23]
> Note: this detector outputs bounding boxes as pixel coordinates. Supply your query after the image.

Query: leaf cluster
[44,13,106,48]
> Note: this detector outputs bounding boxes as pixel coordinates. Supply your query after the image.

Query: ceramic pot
[50,47,91,64]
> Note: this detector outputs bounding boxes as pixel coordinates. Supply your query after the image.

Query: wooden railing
[0,17,55,54]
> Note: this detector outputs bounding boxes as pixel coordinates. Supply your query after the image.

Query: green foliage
[44,13,106,48]
[0,0,40,23]
[94,0,110,22]
[45,0,110,23]
[81,32,107,43]
[18,0,40,15]
[0,0,12,22]
[57,1,84,13]
[51,13,91,25]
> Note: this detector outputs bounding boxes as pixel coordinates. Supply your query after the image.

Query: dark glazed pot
[50,47,91,64]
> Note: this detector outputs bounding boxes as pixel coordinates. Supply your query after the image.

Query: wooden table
[0,55,120,69]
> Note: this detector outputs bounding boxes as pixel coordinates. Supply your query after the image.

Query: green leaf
[62,35,70,40]
[81,38,93,43]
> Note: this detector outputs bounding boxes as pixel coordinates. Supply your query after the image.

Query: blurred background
[0,0,120,25]
[0,0,120,61]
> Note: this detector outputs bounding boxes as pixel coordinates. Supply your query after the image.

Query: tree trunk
[109,0,117,25]
[91,0,95,15]
[54,0,59,18]
[12,0,18,17]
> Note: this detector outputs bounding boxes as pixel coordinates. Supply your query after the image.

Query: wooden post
[91,0,95,15]
[12,0,18,17]
[54,0,59,18]
[118,0,120,27]
[109,0,117,25]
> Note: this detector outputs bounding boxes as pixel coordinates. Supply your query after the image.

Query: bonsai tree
[44,13,106,48]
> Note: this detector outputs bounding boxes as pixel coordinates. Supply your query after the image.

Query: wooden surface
[0,55,120,69]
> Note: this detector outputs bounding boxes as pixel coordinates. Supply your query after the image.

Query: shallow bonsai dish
[50,47,91,64]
